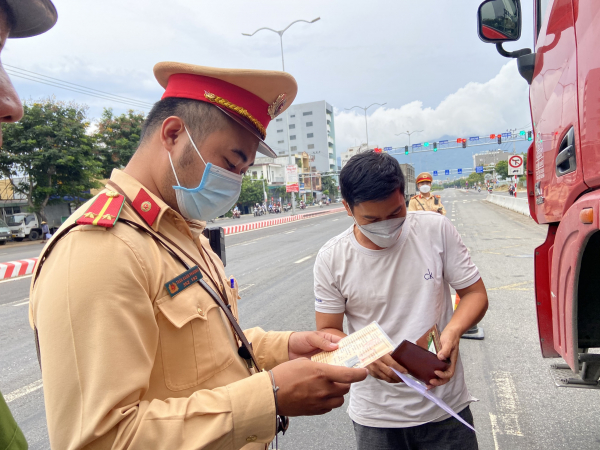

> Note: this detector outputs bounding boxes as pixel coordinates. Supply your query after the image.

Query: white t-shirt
[314,211,480,428]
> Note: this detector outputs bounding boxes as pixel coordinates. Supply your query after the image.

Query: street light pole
[345,103,387,149]
[395,130,423,165]
[243,17,320,216]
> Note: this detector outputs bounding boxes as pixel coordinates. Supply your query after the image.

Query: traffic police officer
[0,1,57,449]
[408,172,446,215]
[30,62,367,449]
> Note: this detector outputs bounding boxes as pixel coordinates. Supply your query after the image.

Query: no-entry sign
[508,155,524,175]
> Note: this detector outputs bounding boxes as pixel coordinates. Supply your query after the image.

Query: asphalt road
[1,191,599,449]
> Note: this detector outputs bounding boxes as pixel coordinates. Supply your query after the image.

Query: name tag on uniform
[164,266,203,298]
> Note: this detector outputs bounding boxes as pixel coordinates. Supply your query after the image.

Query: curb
[0,258,38,280]
[222,207,345,235]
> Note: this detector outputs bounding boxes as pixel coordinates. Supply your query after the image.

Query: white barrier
[486,194,531,217]
[222,207,346,235]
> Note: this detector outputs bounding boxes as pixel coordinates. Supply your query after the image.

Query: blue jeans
[353,406,478,450]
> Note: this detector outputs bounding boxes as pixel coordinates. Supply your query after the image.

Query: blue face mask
[169,127,242,222]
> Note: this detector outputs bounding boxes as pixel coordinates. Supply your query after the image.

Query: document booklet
[311,322,395,368]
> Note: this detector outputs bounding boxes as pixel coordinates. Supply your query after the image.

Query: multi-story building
[340,143,377,168]
[264,100,337,174]
[473,149,513,168]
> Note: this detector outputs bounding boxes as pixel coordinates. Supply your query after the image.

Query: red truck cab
[478,0,600,388]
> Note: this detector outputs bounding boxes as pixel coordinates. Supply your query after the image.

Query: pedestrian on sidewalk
[30,62,367,450]
[0,0,58,447]
[314,151,488,450]
[41,221,50,243]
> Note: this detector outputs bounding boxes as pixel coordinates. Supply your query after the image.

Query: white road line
[284,230,295,234]
[1,297,29,307]
[238,284,255,293]
[332,219,339,221]
[489,371,524,446]
[294,254,315,264]
[451,219,455,222]
[12,300,30,307]
[489,413,501,450]
[5,379,43,403]
[0,274,32,284]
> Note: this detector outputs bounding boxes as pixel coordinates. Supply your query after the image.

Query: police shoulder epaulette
[76,190,125,228]
[435,195,441,198]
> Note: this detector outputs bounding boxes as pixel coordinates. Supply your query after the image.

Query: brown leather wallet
[390,340,450,384]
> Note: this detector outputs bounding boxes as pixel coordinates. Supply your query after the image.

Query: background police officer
[408,172,446,215]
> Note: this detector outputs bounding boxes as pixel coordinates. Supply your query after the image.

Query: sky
[5,0,535,155]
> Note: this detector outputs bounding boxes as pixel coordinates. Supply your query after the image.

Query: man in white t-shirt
[314,151,488,450]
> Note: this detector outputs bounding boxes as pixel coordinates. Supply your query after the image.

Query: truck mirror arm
[495,43,536,85]
[495,42,532,58]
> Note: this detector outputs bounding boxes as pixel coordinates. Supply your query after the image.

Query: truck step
[548,365,600,390]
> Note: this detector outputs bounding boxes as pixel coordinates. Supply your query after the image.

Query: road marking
[284,230,295,234]
[451,219,455,222]
[488,280,533,291]
[1,297,29,307]
[489,413,501,450]
[238,284,255,293]
[332,219,339,221]
[0,274,32,284]
[490,371,524,444]
[5,379,43,403]
[12,300,30,307]
[294,254,315,264]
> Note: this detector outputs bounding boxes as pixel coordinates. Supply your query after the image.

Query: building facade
[340,143,377,168]
[264,100,337,174]
[473,149,514,168]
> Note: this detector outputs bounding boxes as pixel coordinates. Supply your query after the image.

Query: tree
[495,160,509,179]
[321,175,338,198]
[237,177,264,208]
[467,172,484,185]
[0,98,102,221]
[95,108,145,178]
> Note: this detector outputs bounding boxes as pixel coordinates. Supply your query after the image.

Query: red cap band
[162,74,271,133]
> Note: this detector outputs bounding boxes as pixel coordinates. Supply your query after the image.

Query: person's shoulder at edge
[406,210,451,231]
[316,225,354,259]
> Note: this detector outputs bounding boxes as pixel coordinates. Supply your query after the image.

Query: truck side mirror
[477,0,522,43]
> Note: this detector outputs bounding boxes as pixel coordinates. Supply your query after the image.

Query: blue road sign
[469,136,479,141]
[412,143,422,148]
[384,146,392,151]
[438,140,448,145]
[433,170,438,176]
[476,166,484,173]
[445,169,450,175]
[300,183,305,189]
[458,168,463,174]
[502,132,511,138]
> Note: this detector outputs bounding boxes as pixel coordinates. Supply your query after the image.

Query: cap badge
[268,94,287,119]
[204,91,266,139]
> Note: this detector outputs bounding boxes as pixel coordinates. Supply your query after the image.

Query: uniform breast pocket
[156,285,234,391]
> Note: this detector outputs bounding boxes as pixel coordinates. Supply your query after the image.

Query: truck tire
[0,241,5,245]
[28,230,40,241]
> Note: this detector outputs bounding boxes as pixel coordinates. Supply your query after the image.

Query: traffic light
[520,130,526,136]
[498,134,502,144]
[456,138,462,144]
[423,142,430,147]
[404,146,409,155]
[527,131,532,141]
[462,139,467,148]
[374,147,382,153]
[490,134,496,140]
[433,142,437,152]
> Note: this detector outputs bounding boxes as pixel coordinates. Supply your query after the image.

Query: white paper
[390,368,476,433]
[311,322,395,368]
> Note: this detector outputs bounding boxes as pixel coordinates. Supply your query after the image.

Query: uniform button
[246,435,257,442]
[197,307,205,317]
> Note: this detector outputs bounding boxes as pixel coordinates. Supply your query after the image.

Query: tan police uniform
[29,63,298,450]
[408,172,446,215]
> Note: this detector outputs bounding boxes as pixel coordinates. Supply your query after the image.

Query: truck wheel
[14,237,23,242]
[28,230,40,241]
[0,241,5,245]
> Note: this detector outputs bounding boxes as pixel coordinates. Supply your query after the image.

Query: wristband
[268,370,289,435]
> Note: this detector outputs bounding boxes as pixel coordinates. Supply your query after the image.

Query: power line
[5,65,154,110]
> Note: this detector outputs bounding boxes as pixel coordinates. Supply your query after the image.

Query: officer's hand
[288,331,341,360]
[430,327,460,387]
[367,354,407,383]
[271,359,367,416]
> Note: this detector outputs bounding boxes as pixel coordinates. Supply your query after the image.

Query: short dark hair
[139,97,229,145]
[340,151,405,209]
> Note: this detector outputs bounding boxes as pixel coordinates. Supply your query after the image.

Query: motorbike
[300,203,306,210]
[232,210,241,219]
[253,207,263,217]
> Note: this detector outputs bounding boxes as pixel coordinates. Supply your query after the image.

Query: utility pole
[243,18,320,216]
[345,103,387,148]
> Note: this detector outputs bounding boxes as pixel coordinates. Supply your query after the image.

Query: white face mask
[352,216,406,248]
[419,184,431,194]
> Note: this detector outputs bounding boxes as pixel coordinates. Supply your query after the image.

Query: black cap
[5,0,57,38]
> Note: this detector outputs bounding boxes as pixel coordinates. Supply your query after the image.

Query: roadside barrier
[222,207,346,235]
[0,208,346,280]
[0,259,38,281]
[485,194,530,217]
